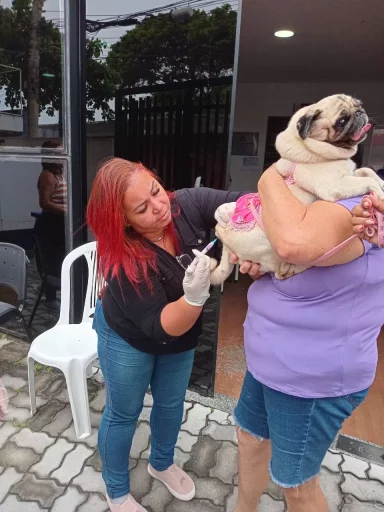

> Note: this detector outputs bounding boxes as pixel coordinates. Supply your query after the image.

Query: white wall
[0,136,113,235]
[0,160,41,231]
[229,82,384,191]
[0,113,23,134]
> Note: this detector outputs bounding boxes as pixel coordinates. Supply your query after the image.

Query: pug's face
[295,95,371,149]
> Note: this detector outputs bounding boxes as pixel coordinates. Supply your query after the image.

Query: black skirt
[34,212,65,278]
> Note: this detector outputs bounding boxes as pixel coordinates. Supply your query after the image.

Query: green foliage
[107,4,237,87]
[12,418,28,428]
[0,2,236,121]
[0,0,116,120]
[34,363,53,373]
[85,38,119,121]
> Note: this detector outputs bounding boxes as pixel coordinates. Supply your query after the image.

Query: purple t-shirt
[244,197,384,398]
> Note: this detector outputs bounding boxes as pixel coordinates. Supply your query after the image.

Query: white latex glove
[183,249,211,307]
[214,202,236,227]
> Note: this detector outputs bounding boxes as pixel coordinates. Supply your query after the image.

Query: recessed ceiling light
[274,30,294,38]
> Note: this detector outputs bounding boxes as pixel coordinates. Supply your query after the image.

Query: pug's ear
[296,109,321,139]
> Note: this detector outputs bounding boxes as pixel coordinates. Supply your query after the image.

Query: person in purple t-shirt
[216,166,384,512]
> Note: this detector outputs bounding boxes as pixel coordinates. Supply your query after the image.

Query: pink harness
[230,168,383,266]
[230,176,296,232]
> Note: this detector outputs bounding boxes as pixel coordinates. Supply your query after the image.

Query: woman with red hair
[87,158,244,512]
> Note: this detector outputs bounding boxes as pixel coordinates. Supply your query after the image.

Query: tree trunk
[27,0,45,138]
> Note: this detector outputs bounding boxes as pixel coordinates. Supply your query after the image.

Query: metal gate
[114,77,232,190]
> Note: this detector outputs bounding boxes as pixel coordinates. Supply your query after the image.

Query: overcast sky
[1,0,176,45]
[85,0,172,44]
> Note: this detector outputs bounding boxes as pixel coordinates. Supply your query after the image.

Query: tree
[27,0,45,137]
[0,0,116,123]
[107,4,237,88]
[85,39,118,121]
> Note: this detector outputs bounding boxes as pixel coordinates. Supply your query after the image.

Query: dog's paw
[275,262,311,279]
[275,261,293,279]
[210,270,227,286]
[210,261,234,286]
[210,258,218,272]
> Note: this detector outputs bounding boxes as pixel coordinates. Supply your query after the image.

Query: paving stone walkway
[1,335,384,511]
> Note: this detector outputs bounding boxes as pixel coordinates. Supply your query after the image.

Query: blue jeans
[93,301,195,499]
[234,371,368,487]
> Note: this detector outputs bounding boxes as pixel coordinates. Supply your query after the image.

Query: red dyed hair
[86,158,180,292]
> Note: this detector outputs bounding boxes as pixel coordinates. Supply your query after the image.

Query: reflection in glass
[0,0,63,146]
[85,1,239,396]
[85,2,238,193]
[0,155,68,339]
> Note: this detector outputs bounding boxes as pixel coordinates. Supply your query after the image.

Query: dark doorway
[263,116,290,171]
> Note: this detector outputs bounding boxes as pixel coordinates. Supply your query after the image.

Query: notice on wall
[240,156,261,172]
[232,132,259,156]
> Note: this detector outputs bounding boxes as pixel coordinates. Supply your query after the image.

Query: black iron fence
[114,77,232,190]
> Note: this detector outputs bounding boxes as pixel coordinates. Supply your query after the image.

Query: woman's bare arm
[258,166,365,266]
[160,299,203,336]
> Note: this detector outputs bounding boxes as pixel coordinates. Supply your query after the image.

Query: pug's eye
[336,116,349,129]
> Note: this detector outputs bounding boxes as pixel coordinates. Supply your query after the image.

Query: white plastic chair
[0,243,32,340]
[28,241,104,439]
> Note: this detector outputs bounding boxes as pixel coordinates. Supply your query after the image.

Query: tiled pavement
[1,336,384,511]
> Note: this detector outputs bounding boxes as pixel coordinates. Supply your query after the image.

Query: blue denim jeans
[234,371,368,488]
[93,301,195,499]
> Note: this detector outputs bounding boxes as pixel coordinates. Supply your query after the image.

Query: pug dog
[210,94,384,283]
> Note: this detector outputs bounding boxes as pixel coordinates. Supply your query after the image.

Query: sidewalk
[1,335,384,511]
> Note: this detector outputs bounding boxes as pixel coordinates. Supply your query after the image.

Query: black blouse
[102,187,243,355]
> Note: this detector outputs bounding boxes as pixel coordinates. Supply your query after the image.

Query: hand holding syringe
[199,238,217,256]
[186,239,217,273]
[183,240,217,306]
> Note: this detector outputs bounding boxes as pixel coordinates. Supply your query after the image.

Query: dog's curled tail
[209,244,235,286]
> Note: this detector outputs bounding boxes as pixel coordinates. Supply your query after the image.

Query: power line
[85,0,237,33]
[39,1,238,36]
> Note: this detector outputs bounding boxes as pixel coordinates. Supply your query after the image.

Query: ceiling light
[274,30,294,38]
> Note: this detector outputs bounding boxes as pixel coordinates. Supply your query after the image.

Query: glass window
[0,1,64,150]
[86,0,238,193]
[0,155,68,339]
[85,0,239,397]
